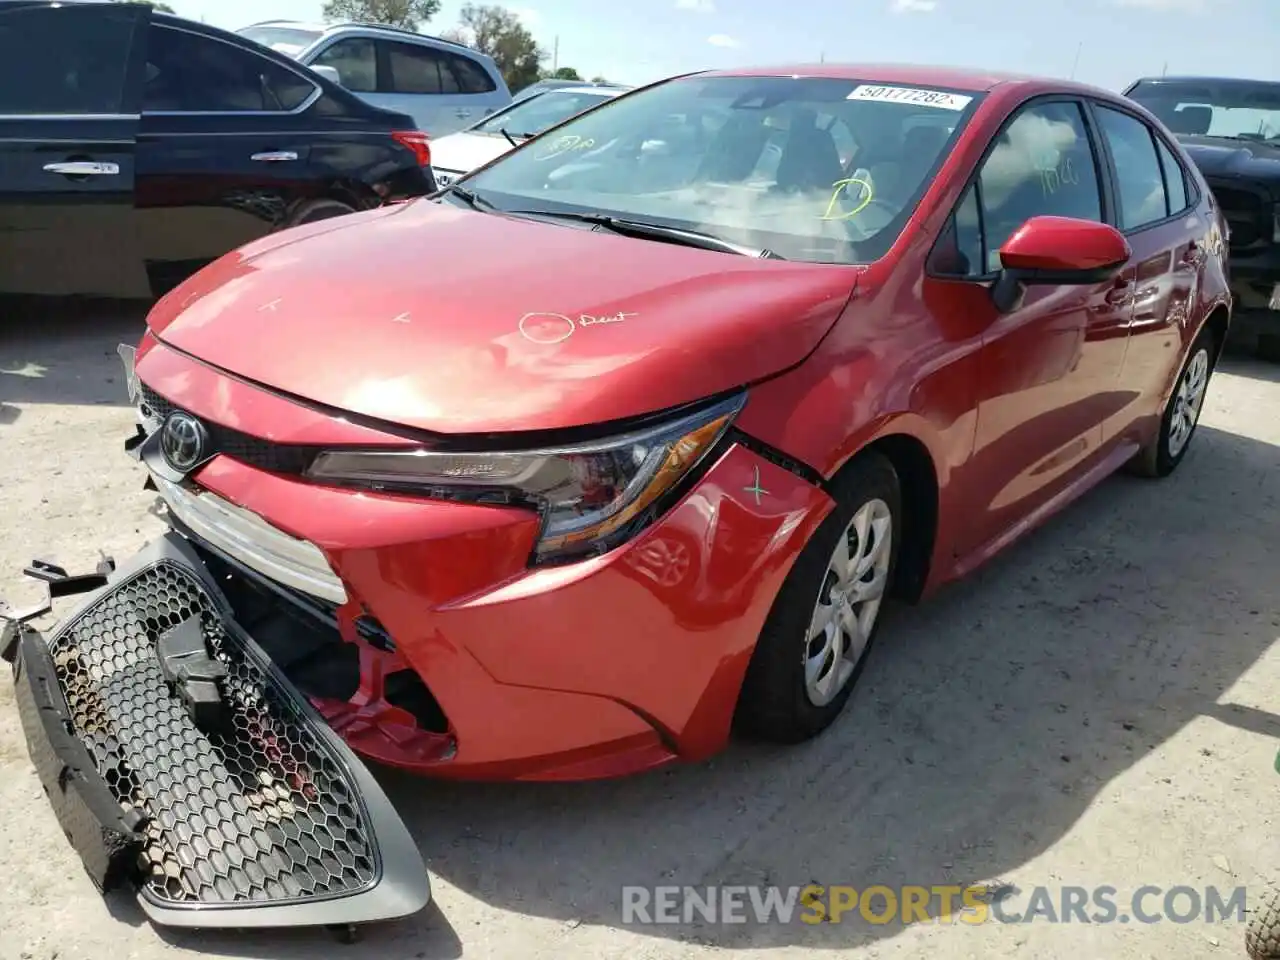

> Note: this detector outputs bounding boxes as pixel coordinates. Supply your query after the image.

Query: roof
[696,62,1093,94]
[1129,75,1280,88]
[238,18,477,53]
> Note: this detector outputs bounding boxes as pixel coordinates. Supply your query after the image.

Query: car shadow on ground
[152,406,1279,958]
[0,296,148,419]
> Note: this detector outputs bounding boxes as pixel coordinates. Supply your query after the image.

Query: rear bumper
[3,535,429,930]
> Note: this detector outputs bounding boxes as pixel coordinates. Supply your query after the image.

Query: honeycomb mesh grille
[47,562,378,907]
[137,384,319,476]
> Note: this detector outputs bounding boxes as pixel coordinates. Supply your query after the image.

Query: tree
[118,1,176,10]
[548,66,581,81]
[447,4,544,93]
[590,75,609,83]
[321,0,441,30]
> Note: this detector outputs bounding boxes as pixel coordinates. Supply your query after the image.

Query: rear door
[136,21,325,295]
[0,1,148,298]
[1087,99,1207,442]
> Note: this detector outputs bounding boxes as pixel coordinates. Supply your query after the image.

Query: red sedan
[123,63,1229,782]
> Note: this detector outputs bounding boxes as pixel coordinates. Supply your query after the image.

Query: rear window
[0,3,140,115]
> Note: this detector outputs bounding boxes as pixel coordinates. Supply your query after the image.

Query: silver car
[237,20,512,136]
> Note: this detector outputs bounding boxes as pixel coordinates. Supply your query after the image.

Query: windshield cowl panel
[462,75,984,266]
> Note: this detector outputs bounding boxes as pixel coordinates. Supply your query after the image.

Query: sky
[167,0,1280,93]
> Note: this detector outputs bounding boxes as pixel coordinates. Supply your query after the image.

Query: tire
[1129,326,1217,478]
[734,451,901,743]
[1246,884,1280,960]
[284,198,355,229]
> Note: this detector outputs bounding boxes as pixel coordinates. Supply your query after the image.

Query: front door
[135,22,324,295]
[0,1,147,298]
[929,98,1133,558]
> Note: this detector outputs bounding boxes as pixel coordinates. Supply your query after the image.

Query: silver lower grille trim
[151,472,349,605]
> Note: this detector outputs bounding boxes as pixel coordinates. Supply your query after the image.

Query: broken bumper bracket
[2,533,430,930]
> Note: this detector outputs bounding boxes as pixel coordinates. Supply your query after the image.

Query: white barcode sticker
[847,84,973,111]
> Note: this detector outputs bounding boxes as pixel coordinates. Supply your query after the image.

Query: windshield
[1128,78,1280,141]
[238,25,323,57]
[471,90,616,139]
[455,75,981,264]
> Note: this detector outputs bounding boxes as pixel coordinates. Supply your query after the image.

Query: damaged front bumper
[1,534,429,931]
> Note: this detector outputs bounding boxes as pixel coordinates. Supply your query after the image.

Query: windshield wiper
[498,127,519,147]
[443,184,498,212]
[505,210,785,259]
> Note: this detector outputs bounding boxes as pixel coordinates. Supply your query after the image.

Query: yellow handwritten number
[535,135,597,161]
[821,177,874,220]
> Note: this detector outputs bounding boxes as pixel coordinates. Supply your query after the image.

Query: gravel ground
[1,302,1277,960]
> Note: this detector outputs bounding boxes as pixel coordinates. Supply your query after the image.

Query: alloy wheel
[1168,346,1210,458]
[803,498,893,707]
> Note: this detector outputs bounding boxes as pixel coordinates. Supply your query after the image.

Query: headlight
[304,393,745,563]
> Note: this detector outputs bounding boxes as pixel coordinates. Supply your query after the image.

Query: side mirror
[990,215,1131,313]
[312,64,343,86]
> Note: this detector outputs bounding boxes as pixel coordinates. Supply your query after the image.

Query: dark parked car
[1125,76,1280,359]
[0,0,436,300]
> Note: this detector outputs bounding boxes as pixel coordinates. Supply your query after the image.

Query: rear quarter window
[144,25,317,113]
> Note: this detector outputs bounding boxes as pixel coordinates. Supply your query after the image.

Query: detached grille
[47,562,378,908]
[1209,182,1269,250]
[138,384,318,476]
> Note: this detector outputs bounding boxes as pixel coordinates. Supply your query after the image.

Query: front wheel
[734,452,901,743]
[1247,884,1280,959]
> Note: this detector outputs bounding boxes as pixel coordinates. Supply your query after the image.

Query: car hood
[147,199,858,435]
[1176,135,1280,187]
[428,132,513,175]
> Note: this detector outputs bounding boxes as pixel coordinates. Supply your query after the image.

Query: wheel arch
[1201,302,1230,364]
[852,433,940,604]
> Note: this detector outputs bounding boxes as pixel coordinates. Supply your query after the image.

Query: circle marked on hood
[519,312,575,344]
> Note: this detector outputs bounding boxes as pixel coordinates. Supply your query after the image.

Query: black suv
[0,0,437,300]
[1125,76,1280,359]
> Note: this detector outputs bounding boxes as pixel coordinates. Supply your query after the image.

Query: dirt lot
[1,302,1277,960]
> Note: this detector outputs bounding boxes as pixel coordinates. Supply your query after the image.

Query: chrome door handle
[454,109,471,119]
[250,151,298,162]
[43,161,119,175]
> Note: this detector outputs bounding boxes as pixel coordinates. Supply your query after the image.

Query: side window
[311,38,377,93]
[385,42,449,95]
[144,26,316,113]
[976,100,1104,272]
[1094,105,1168,230]
[1155,137,1189,215]
[0,4,138,115]
[447,53,497,94]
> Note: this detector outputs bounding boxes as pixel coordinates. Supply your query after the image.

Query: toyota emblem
[159,411,209,474]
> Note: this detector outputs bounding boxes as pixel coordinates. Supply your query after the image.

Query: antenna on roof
[1069,40,1082,80]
